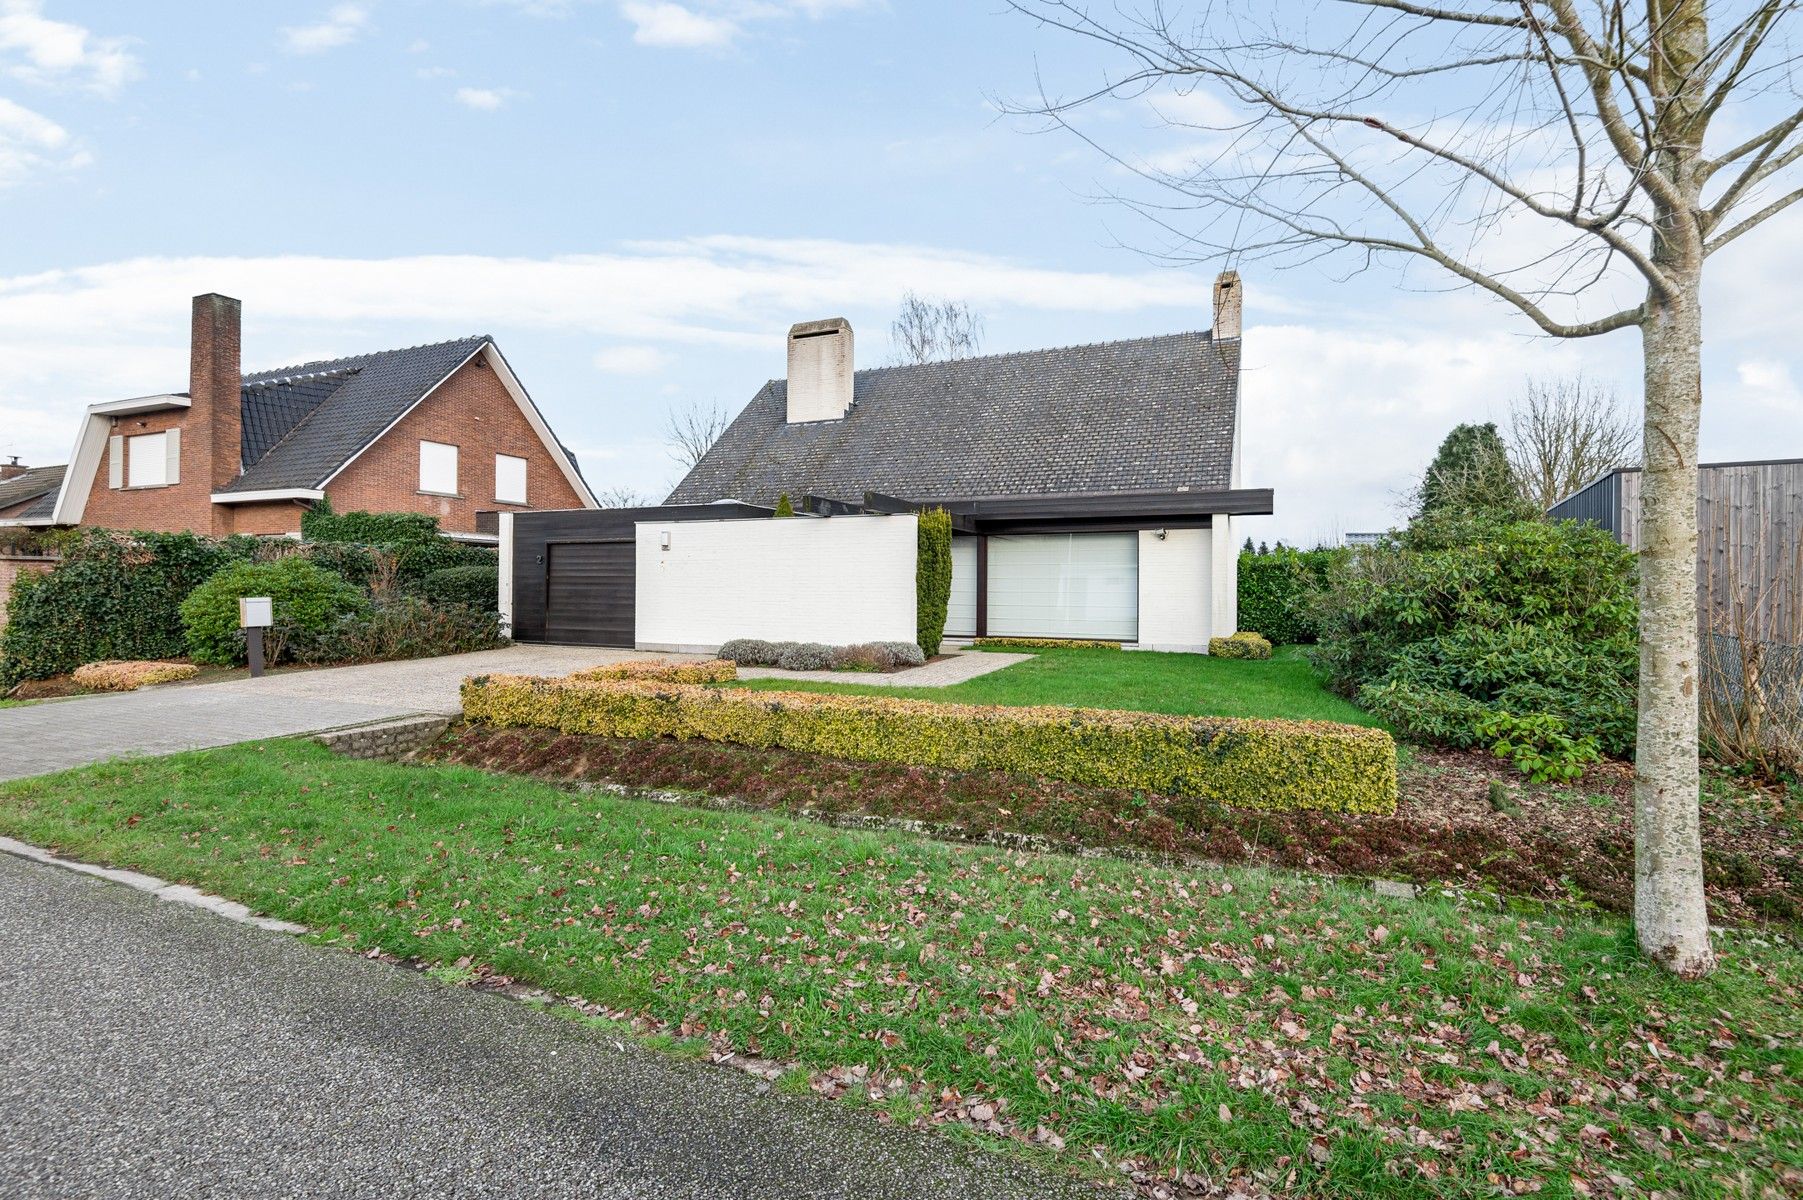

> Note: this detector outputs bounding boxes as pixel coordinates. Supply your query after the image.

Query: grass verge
[2,740,1799,1197]
[738,645,1383,728]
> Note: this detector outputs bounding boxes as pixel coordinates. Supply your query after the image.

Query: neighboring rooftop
[0,464,66,523]
[667,331,1240,507]
[222,337,493,493]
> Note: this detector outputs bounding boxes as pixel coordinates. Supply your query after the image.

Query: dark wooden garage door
[544,541,634,646]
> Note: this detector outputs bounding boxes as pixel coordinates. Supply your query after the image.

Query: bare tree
[665,400,731,470]
[890,292,986,364]
[1006,0,1803,974]
[1508,375,1641,511]
[592,484,651,508]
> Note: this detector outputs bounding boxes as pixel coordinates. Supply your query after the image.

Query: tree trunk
[1634,275,1715,976]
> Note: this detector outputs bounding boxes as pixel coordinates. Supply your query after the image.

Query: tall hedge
[300,495,442,546]
[0,531,249,687]
[916,507,952,657]
[1237,547,1346,645]
[462,673,1399,815]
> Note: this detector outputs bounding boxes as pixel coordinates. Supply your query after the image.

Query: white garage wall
[635,514,919,653]
[1135,527,1212,652]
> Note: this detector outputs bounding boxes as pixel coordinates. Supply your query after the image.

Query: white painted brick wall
[635,514,918,652]
[1136,528,1212,652]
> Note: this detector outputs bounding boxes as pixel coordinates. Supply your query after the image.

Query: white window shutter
[108,436,124,489]
[165,428,181,485]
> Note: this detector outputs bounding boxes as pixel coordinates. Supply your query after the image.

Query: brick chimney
[786,318,855,423]
[190,293,243,500]
[0,456,24,481]
[1212,270,1242,341]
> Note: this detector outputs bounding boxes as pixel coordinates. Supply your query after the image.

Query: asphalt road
[0,852,1097,1199]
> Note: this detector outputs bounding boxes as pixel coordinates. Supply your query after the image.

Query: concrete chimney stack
[1212,270,1242,341]
[785,318,855,424]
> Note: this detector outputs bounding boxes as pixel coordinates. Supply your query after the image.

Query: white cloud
[0,0,139,95]
[453,85,515,110]
[594,345,671,374]
[619,2,738,49]
[280,4,370,55]
[616,0,873,50]
[0,95,86,187]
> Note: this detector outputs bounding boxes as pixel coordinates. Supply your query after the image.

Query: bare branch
[664,400,731,471]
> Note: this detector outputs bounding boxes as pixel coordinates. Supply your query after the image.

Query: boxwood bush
[462,673,1399,814]
[180,557,370,666]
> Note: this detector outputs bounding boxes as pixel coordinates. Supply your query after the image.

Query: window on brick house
[419,441,459,495]
[127,432,170,488]
[495,454,527,505]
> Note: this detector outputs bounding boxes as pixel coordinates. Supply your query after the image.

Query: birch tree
[1007,0,1803,974]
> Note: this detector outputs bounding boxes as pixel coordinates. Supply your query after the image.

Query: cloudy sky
[2,1,1797,543]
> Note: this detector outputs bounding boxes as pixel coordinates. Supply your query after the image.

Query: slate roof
[665,331,1239,508]
[221,336,491,493]
[0,465,66,521]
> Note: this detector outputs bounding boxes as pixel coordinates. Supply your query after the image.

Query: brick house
[42,294,597,541]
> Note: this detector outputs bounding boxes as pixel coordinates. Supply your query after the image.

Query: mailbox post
[239,596,273,678]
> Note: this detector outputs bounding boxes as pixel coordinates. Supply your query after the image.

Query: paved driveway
[0,645,685,783]
[0,852,1090,1200]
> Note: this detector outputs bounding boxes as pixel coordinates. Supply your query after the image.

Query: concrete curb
[0,836,307,934]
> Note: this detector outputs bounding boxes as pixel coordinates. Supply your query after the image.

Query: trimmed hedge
[420,564,500,613]
[301,497,441,546]
[462,674,1398,815]
[71,660,200,692]
[1237,547,1345,645]
[916,508,952,657]
[971,637,1122,651]
[571,659,738,685]
[1209,631,1273,660]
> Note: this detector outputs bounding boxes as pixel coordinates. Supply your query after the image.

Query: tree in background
[890,293,985,365]
[592,485,650,509]
[1004,0,1803,972]
[665,400,731,471]
[1416,423,1525,521]
[1508,376,1641,511]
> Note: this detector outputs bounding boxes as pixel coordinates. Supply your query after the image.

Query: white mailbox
[238,596,273,629]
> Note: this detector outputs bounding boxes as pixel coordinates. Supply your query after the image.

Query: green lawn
[738,645,1383,726]
[2,740,1795,1196]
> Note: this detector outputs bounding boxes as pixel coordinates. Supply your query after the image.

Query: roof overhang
[927,487,1275,524]
[210,488,325,505]
[89,393,191,417]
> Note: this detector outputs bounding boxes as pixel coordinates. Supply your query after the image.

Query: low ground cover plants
[463,672,1398,814]
[718,638,926,673]
[69,660,200,692]
[2,741,1796,1197]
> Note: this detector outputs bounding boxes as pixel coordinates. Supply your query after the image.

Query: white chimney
[786,317,855,423]
[1212,270,1242,340]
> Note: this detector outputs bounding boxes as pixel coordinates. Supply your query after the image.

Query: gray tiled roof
[0,465,65,519]
[665,331,1239,508]
[221,337,490,493]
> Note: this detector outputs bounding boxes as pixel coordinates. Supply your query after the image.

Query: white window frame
[494,453,528,505]
[419,440,460,496]
[127,432,169,489]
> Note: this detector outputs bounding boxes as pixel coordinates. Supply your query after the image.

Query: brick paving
[0,645,695,783]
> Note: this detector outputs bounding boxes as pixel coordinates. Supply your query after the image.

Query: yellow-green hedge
[71,660,200,692]
[461,674,1397,815]
[1209,632,1273,660]
[970,637,1123,651]
[569,659,737,685]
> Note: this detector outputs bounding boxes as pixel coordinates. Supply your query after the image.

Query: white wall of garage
[1136,527,1212,652]
[634,514,919,653]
